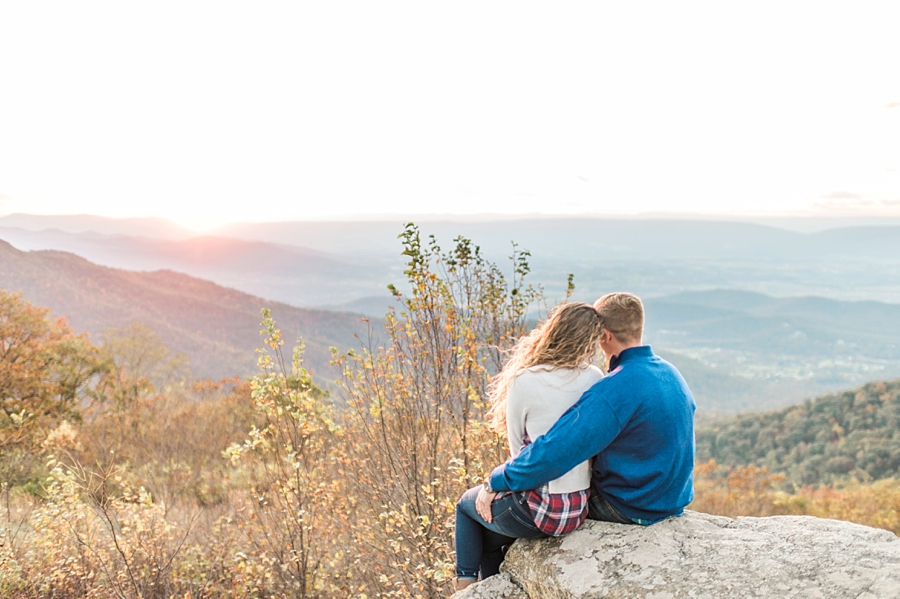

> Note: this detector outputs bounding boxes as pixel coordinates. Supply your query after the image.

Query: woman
[454,302,604,590]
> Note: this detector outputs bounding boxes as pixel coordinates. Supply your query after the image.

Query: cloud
[886,102,900,108]
[882,200,900,206]
[0,193,11,203]
[819,191,864,200]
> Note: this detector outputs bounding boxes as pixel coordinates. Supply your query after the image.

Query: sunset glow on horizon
[2,2,900,231]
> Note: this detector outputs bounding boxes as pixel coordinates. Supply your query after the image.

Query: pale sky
[1,1,899,230]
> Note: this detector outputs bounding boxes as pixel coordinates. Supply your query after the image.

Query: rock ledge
[453,510,900,598]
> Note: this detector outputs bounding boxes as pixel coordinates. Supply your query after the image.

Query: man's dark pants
[587,489,636,524]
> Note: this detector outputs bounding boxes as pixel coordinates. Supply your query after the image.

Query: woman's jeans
[455,486,546,580]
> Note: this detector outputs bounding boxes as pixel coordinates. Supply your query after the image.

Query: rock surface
[453,510,900,598]
[453,573,527,599]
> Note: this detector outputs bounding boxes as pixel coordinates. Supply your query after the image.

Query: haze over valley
[3,212,899,413]
[5,213,900,306]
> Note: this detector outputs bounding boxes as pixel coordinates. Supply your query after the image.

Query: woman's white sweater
[506,364,604,494]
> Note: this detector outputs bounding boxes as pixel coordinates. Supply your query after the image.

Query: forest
[2,223,899,598]
[698,379,900,486]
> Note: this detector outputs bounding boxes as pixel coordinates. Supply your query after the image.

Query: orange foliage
[692,459,900,536]
[775,479,900,535]
[691,459,787,518]
[0,290,106,456]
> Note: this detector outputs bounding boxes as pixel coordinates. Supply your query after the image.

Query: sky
[1,2,899,230]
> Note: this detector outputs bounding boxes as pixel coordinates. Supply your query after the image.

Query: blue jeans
[587,489,635,524]
[455,486,546,580]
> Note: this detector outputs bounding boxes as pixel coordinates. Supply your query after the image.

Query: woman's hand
[476,487,497,523]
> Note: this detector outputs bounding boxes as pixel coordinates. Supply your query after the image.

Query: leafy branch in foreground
[334,223,542,597]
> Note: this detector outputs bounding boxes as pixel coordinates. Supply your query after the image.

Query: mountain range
[2,213,899,412]
[215,217,900,262]
[646,290,900,360]
[0,213,196,240]
[643,290,900,412]
[4,214,900,309]
[0,226,392,306]
[3,236,900,412]
[7,213,900,263]
[0,239,371,382]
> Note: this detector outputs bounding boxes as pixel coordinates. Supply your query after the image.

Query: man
[479,292,695,525]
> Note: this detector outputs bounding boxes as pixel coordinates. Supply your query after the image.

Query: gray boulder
[453,510,900,598]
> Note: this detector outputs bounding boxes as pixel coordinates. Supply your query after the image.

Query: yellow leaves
[368,396,384,420]
[5,461,188,596]
[2,228,550,598]
[41,420,82,452]
[831,421,846,438]
[7,410,28,428]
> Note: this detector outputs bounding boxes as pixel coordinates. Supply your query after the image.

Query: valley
[3,215,900,413]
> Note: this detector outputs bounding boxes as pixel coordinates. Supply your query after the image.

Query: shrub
[333,225,540,596]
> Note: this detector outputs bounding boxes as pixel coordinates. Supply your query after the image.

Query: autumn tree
[99,322,190,408]
[0,290,106,473]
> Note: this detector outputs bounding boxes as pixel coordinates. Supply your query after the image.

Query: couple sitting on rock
[455,292,696,591]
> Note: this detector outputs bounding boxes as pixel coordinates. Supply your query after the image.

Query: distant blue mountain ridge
[3,215,900,307]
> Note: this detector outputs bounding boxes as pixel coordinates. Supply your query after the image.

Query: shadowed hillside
[0,240,372,381]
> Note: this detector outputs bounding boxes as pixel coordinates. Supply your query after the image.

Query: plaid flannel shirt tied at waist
[496,486,588,536]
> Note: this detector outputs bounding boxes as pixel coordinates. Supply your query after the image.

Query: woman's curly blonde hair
[486,302,604,433]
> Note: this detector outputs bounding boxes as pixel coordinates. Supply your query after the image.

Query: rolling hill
[0,239,372,382]
[0,226,394,306]
[644,289,900,361]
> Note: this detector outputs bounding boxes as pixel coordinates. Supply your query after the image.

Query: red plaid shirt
[500,433,588,536]
[493,487,589,536]
[523,486,589,536]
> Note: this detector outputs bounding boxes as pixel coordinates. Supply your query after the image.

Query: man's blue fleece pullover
[489,346,696,524]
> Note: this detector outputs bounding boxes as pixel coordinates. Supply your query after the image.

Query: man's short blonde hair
[594,292,644,343]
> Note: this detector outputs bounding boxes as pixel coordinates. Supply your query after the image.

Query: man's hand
[476,487,497,523]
